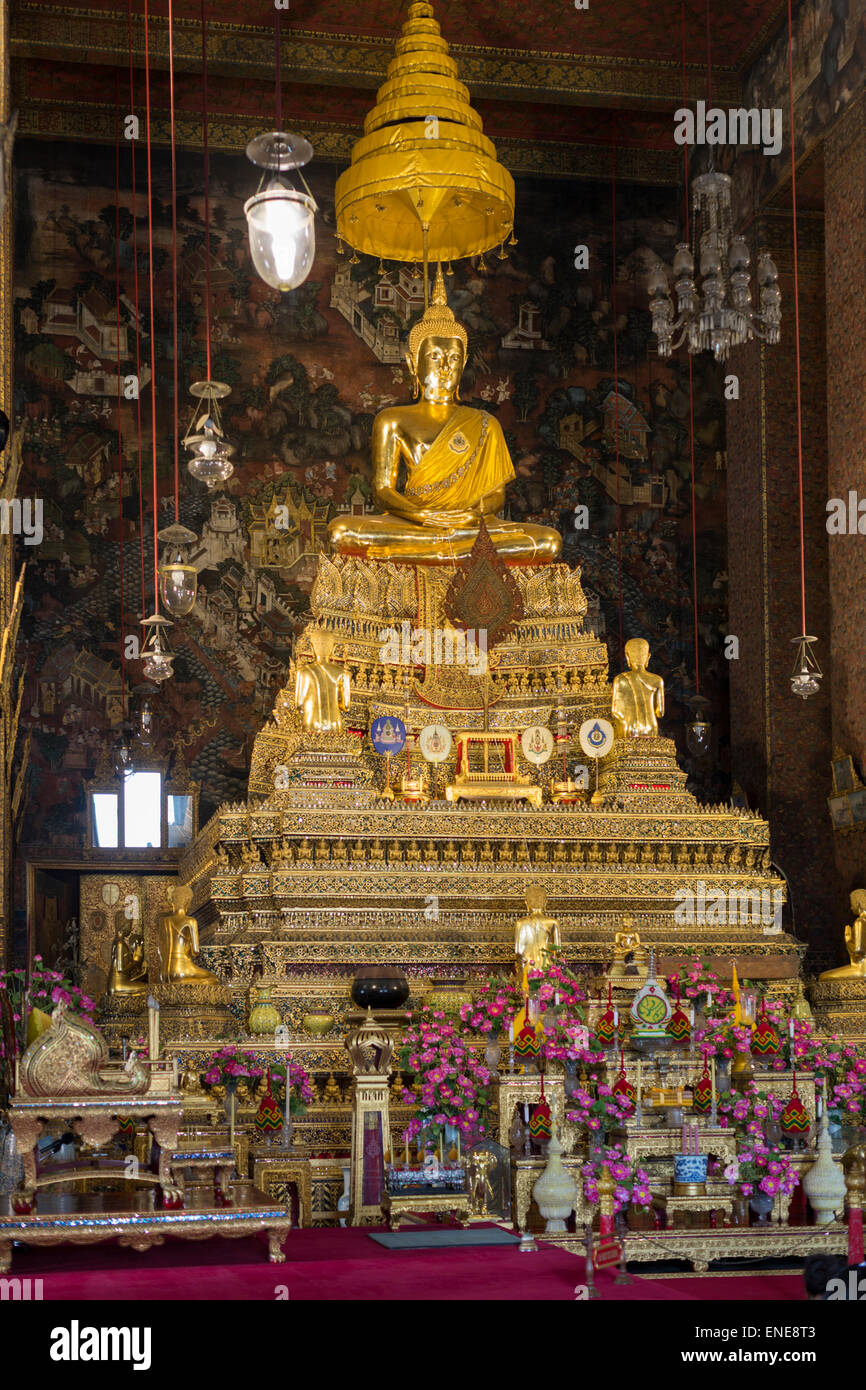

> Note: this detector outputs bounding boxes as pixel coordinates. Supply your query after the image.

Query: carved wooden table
[8,1095,183,1200]
[0,1195,292,1272]
[382,1190,472,1230]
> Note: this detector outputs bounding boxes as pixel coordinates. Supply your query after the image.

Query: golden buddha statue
[158,884,219,985]
[611,637,665,738]
[609,915,649,985]
[106,914,148,996]
[820,890,866,979]
[514,883,561,970]
[293,629,350,735]
[327,268,561,565]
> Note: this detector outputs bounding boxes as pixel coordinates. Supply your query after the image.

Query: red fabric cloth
[8,1226,809,1301]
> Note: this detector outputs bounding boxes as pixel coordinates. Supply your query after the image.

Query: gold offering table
[0,1195,292,1272]
[382,1189,473,1230]
[617,1221,848,1273]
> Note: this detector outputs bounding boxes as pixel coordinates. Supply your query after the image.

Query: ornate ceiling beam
[11,4,740,112]
[15,97,680,183]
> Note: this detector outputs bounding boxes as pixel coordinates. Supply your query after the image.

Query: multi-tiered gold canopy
[334,1,515,270]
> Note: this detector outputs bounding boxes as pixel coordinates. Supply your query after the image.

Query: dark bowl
[351,966,410,1011]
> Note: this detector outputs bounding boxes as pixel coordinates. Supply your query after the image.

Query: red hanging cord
[127,0,146,621]
[201,0,213,380]
[114,73,126,718]
[786,0,807,634]
[168,0,180,522]
[275,7,282,129]
[704,0,712,108]
[610,120,623,666]
[682,0,701,694]
[143,0,160,610]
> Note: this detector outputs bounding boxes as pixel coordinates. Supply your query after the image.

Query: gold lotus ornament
[335,2,514,281]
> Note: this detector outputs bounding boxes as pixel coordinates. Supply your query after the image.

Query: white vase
[337,1164,351,1227]
[802,1110,846,1224]
[532,1131,576,1234]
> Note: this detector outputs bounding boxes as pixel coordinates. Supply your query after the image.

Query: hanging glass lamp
[244,132,317,292]
[685,695,713,758]
[157,523,200,618]
[790,635,822,699]
[184,380,235,488]
[140,613,175,685]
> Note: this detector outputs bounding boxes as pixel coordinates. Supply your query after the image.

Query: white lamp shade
[244,187,316,292]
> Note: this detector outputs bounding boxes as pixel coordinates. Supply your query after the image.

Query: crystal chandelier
[648,169,781,363]
[184,379,235,489]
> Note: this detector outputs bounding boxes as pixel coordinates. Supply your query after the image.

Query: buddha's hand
[416,507,474,529]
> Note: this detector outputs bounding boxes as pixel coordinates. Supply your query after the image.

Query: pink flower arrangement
[400,1006,492,1145]
[582,1144,653,1212]
[0,959,96,1058]
[566,1081,634,1133]
[718,1141,799,1199]
[201,1046,313,1112]
[716,1080,785,1136]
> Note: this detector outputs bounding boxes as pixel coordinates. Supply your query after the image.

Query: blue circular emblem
[370,716,406,755]
[588,722,606,748]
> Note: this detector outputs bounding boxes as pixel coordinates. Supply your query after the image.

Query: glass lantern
[685,695,713,759]
[244,132,317,293]
[140,613,175,685]
[129,681,160,753]
[183,380,234,489]
[790,635,822,699]
[157,523,199,618]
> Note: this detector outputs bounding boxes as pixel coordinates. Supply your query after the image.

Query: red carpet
[8,1227,807,1301]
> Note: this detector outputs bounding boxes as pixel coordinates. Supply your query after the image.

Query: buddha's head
[624,637,651,671]
[306,629,336,663]
[407,266,468,403]
[524,882,547,913]
[850,888,866,918]
[169,883,193,913]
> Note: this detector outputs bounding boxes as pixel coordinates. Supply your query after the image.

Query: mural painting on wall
[12,141,730,844]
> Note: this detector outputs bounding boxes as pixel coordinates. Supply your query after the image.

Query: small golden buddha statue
[423,840,439,864]
[820,890,866,979]
[657,842,672,865]
[552,841,568,864]
[791,978,813,1020]
[640,843,656,865]
[106,915,148,996]
[611,637,665,738]
[158,884,219,985]
[516,843,531,862]
[293,629,350,736]
[442,840,459,863]
[370,838,385,862]
[405,839,422,863]
[514,883,561,970]
[588,842,602,864]
[623,841,639,865]
[332,839,348,862]
[327,267,561,565]
[350,839,367,862]
[480,841,495,863]
[609,915,649,985]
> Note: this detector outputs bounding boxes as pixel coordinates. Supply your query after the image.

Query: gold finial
[408,264,468,359]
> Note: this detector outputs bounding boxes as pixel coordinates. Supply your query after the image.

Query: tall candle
[146,995,159,1062]
[710,1057,717,1116]
[456,1129,461,1162]
[404,1135,409,1165]
[788,1018,795,1041]
[636,1058,642,1107]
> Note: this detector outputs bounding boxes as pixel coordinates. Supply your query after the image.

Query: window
[123,771,162,848]
[87,761,198,853]
[92,792,119,848]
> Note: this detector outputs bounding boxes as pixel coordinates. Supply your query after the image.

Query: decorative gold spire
[335,1,514,267]
[407,265,467,358]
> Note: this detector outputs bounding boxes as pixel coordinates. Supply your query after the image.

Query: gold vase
[302,1012,335,1037]
[248,986,281,1037]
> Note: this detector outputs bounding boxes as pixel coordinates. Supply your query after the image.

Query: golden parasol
[334,1,515,303]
